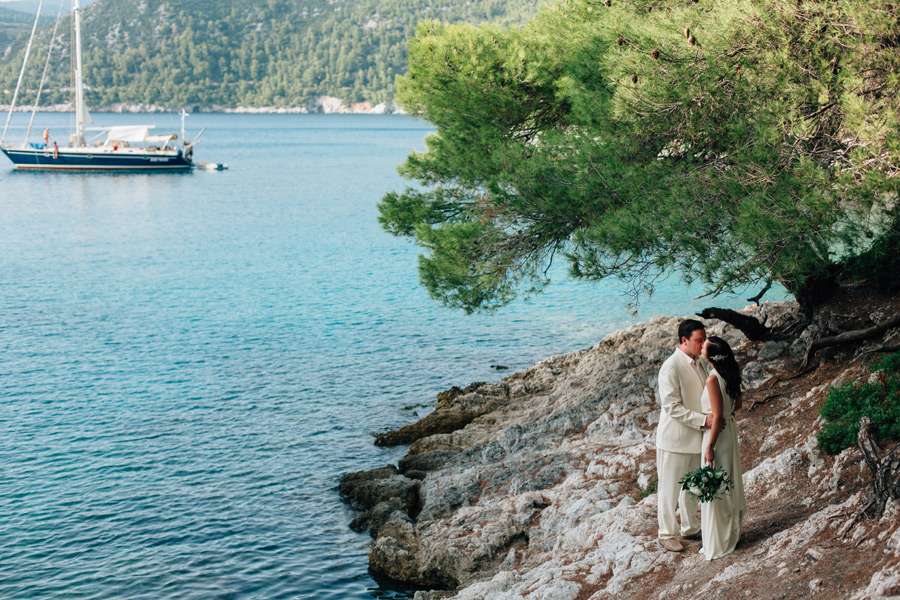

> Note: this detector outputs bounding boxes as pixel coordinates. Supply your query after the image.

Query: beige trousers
[657,448,701,539]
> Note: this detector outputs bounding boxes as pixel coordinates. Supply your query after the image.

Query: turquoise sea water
[0,113,782,599]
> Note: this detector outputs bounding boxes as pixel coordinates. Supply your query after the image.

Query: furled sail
[79,101,93,127]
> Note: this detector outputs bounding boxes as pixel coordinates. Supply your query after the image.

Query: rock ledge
[341,300,900,600]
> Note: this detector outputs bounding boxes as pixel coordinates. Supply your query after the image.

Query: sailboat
[0,0,195,171]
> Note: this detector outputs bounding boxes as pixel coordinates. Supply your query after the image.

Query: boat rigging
[0,0,197,171]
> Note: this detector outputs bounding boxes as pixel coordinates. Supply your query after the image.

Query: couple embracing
[656,319,746,560]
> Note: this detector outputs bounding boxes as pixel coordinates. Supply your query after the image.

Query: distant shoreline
[0,96,406,115]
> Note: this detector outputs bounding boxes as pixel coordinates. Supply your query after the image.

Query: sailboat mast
[73,0,85,146]
[1,0,45,145]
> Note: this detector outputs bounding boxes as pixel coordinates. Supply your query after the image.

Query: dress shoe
[682,532,701,540]
[659,538,684,552]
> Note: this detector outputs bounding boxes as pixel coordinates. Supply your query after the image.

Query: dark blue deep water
[0,113,781,599]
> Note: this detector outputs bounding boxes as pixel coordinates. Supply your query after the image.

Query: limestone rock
[376,383,511,447]
[342,301,899,599]
[757,340,787,360]
[338,465,420,533]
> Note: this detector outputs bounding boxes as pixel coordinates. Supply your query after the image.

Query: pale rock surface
[313,95,403,114]
[221,106,308,113]
[339,301,900,599]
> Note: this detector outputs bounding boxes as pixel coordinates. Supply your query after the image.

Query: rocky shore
[340,298,900,599]
[0,96,405,115]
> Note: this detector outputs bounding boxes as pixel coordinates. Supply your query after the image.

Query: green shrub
[638,478,658,499]
[817,351,900,454]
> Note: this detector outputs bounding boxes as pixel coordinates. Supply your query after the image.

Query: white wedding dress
[699,371,746,560]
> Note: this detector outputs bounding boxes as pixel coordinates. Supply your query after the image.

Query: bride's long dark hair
[705,336,742,398]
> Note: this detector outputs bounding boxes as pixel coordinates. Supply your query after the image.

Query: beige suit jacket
[656,349,709,453]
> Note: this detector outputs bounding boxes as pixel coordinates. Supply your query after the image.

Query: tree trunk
[857,416,900,517]
[784,272,837,321]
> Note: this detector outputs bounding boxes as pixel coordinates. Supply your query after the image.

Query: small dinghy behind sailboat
[0,0,196,171]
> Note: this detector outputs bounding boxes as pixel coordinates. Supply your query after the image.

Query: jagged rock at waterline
[339,301,900,599]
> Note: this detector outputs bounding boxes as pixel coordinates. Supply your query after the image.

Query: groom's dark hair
[678,319,705,344]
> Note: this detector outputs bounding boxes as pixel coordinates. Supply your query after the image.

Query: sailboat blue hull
[1,147,193,170]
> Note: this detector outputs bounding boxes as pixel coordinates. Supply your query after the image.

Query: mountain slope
[0,0,546,109]
[0,7,54,53]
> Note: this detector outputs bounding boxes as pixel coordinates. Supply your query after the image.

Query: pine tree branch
[696,307,772,341]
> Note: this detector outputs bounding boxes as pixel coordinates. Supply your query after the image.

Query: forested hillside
[0,0,544,109]
[0,7,53,52]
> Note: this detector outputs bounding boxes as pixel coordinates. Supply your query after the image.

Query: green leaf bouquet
[679,465,734,503]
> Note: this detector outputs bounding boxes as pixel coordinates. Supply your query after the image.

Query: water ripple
[0,113,779,599]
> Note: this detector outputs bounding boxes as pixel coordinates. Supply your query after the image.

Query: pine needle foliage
[379,0,900,314]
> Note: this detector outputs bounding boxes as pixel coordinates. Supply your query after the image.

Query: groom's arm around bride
[655,319,712,552]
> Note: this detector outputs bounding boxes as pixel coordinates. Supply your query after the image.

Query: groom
[656,319,713,552]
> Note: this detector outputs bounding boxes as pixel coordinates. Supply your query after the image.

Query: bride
[699,336,746,560]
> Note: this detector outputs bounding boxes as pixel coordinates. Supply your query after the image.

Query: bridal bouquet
[679,465,734,503]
